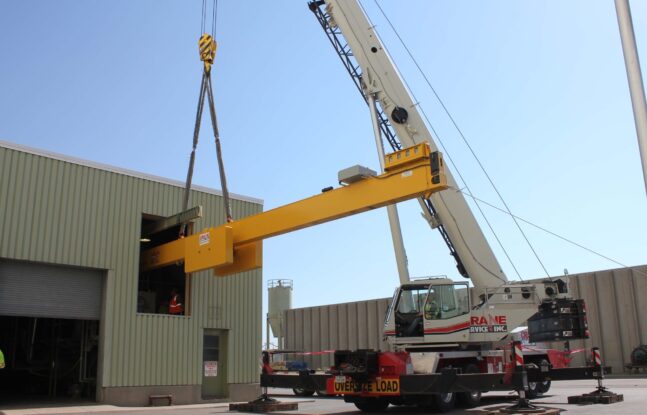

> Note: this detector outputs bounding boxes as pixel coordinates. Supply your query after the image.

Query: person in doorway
[169,288,184,315]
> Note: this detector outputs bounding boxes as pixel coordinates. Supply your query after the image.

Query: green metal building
[0,140,263,405]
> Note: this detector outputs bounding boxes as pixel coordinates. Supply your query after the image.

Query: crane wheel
[457,363,482,407]
[433,392,456,413]
[292,387,315,397]
[537,359,552,393]
[353,397,389,412]
[527,358,551,398]
[526,381,540,399]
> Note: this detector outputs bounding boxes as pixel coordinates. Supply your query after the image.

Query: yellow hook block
[199,33,217,72]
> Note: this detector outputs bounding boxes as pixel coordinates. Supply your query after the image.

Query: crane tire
[457,363,482,407]
[292,388,315,397]
[354,397,389,412]
[433,392,456,413]
[537,359,551,393]
[526,358,552,398]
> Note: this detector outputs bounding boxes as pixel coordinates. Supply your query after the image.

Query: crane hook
[199,33,217,73]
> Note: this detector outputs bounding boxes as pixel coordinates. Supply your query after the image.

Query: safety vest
[0,349,5,369]
[169,294,184,315]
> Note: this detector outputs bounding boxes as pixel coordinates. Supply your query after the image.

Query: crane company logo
[469,315,508,333]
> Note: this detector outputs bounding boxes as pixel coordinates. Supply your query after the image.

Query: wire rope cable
[182,0,229,233]
[456,188,647,279]
[357,0,523,280]
[212,0,218,38]
[201,0,207,35]
[369,0,550,278]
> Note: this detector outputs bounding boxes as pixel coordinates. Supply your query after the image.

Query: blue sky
[1,1,646,345]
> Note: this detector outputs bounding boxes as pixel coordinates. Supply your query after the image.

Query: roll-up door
[0,260,103,320]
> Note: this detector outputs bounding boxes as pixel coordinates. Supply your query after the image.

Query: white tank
[268,279,293,339]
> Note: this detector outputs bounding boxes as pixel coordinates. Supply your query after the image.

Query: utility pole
[615,0,647,195]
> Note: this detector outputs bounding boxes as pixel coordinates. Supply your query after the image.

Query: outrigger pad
[230,394,299,413]
[229,400,298,413]
[485,406,560,414]
[567,389,624,405]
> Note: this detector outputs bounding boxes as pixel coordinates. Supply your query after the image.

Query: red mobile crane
[260,2,601,412]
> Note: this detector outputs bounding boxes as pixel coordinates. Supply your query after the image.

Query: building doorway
[0,260,103,402]
[201,329,228,399]
[0,317,99,402]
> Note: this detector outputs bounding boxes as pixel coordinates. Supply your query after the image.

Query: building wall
[561,265,647,373]
[284,298,391,370]
[0,141,263,402]
[284,265,647,375]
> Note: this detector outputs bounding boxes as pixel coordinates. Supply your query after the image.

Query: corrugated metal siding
[561,265,647,373]
[0,261,103,319]
[0,144,262,387]
[284,298,390,370]
[284,266,647,374]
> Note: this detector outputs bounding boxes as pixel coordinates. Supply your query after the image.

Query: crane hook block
[199,33,217,72]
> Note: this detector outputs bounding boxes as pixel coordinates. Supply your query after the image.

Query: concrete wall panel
[285,298,391,370]
[593,272,624,370]
[613,268,641,368]
[632,268,647,345]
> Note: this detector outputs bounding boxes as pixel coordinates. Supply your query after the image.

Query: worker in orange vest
[169,288,184,315]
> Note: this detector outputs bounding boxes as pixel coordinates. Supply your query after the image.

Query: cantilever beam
[140,143,447,277]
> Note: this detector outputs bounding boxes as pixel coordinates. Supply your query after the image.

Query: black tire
[537,359,551,393]
[388,397,405,406]
[292,387,315,397]
[525,381,540,399]
[538,380,551,394]
[354,397,390,412]
[457,363,482,408]
[526,359,551,398]
[433,392,456,413]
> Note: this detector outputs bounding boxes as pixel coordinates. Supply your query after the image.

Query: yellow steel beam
[140,143,447,276]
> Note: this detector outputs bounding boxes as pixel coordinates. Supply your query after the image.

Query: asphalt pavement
[2,378,646,415]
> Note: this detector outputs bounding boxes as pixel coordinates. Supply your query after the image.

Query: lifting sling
[180,32,233,237]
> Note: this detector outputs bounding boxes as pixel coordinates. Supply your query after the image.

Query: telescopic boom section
[317,0,508,288]
[140,144,447,277]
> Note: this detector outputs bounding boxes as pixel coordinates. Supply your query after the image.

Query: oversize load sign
[331,377,400,395]
[469,315,508,333]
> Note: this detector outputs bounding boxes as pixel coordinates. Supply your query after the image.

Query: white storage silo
[267,279,293,349]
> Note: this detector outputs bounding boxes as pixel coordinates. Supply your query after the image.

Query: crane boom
[315,0,507,289]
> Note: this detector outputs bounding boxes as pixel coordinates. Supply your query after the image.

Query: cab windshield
[396,285,429,314]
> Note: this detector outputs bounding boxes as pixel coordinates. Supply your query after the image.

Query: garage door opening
[0,260,104,403]
[0,316,99,401]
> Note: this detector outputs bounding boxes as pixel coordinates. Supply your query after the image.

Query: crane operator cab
[384,278,470,343]
[384,277,589,347]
